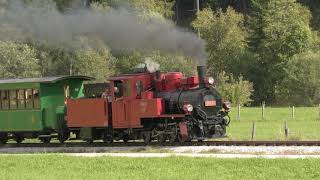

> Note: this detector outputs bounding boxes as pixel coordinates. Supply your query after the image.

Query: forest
[0,0,319,106]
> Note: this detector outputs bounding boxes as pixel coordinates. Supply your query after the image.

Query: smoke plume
[0,0,207,64]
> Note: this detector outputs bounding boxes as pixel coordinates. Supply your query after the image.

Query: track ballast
[2,140,320,148]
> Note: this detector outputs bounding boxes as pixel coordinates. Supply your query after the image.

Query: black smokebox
[197,66,206,88]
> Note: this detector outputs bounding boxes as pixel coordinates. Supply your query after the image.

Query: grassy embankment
[226,107,320,140]
[1,155,320,180]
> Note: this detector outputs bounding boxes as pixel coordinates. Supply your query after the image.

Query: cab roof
[0,75,94,84]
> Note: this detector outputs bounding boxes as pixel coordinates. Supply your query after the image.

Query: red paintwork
[159,72,183,92]
[179,122,189,141]
[141,91,153,99]
[66,99,108,127]
[205,100,216,107]
[107,71,212,130]
[112,98,163,128]
[111,99,127,128]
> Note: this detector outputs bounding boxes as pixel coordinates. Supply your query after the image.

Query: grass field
[0,155,319,180]
[226,107,320,140]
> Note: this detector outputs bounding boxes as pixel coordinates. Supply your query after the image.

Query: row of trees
[0,0,319,106]
[192,0,320,106]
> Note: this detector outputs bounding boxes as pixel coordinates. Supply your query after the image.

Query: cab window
[135,80,143,96]
[114,81,124,98]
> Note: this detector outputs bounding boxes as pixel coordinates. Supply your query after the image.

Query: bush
[216,72,253,106]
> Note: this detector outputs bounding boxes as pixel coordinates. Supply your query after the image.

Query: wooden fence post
[261,101,265,120]
[291,106,295,120]
[237,104,241,121]
[284,121,289,139]
[318,104,320,120]
[251,122,256,140]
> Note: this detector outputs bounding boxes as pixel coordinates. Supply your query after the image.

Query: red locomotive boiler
[65,66,230,144]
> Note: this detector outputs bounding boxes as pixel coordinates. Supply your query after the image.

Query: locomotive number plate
[205,100,216,107]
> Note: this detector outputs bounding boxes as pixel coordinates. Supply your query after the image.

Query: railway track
[2,140,320,148]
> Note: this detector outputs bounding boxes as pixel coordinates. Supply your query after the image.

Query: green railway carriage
[0,75,93,143]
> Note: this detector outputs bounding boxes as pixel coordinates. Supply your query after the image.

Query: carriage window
[33,89,40,108]
[17,90,25,109]
[0,90,9,110]
[9,90,17,109]
[25,89,33,109]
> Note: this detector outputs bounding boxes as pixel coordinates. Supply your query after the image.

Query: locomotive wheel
[86,139,93,143]
[103,138,113,144]
[157,134,166,145]
[177,135,184,143]
[177,134,192,143]
[39,137,51,144]
[142,132,151,145]
[0,137,8,144]
[103,134,113,144]
[14,135,24,144]
[0,133,8,144]
[122,135,130,143]
[168,134,176,143]
[58,133,68,143]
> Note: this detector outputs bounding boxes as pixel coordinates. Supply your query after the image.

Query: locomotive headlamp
[208,77,215,85]
[183,104,194,112]
[223,101,231,111]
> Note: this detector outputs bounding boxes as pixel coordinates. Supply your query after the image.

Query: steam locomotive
[0,65,230,144]
[66,65,230,144]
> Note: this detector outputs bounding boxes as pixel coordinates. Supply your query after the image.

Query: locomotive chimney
[197,66,206,88]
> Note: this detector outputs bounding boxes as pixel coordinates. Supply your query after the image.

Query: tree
[192,7,249,78]
[248,0,314,104]
[74,45,115,81]
[92,0,174,19]
[298,0,320,31]
[33,36,115,81]
[0,41,40,78]
[275,51,320,106]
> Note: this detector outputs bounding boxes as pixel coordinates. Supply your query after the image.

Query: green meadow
[1,155,320,180]
[226,107,320,140]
